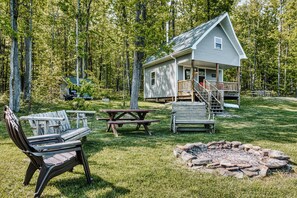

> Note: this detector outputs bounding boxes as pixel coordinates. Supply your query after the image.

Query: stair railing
[204,80,224,110]
[193,80,211,109]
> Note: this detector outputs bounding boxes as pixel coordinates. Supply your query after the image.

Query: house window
[151,71,156,86]
[214,36,222,50]
[185,68,191,80]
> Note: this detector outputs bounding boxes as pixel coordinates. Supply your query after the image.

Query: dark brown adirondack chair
[3,106,92,197]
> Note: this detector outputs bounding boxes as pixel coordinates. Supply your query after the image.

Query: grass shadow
[45,174,130,198]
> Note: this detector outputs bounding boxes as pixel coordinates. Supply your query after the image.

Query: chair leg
[23,162,38,185]
[78,150,92,184]
[34,165,52,198]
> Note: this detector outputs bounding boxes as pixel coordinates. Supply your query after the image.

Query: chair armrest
[33,140,82,152]
[28,134,62,140]
[20,116,65,121]
[28,134,63,145]
[66,110,96,114]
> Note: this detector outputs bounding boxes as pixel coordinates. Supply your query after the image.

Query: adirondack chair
[20,110,96,142]
[171,102,215,133]
[3,106,92,198]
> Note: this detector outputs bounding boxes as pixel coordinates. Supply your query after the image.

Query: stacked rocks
[173,141,292,178]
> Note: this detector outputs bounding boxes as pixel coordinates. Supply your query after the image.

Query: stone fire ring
[173,140,292,178]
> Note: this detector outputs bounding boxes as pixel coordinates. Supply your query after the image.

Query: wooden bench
[20,110,96,142]
[107,119,160,136]
[171,102,215,133]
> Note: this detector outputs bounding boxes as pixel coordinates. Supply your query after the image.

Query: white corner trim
[219,23,241,56]
[225,13,247,59]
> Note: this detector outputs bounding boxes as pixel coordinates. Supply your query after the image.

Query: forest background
[0,0,297,111]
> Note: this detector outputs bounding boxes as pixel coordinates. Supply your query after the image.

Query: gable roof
[145,12,246,67]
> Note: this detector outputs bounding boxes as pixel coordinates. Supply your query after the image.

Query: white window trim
[214,36,223,50]
[183,67,192,80]
[150,71,156,86]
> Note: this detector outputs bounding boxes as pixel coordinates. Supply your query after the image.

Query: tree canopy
[0,0,296,108]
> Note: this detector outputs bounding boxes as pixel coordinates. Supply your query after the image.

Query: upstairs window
[151,71,156,86]
[214,36,222,50]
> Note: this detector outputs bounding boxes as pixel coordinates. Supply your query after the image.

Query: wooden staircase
[194,80,224,114]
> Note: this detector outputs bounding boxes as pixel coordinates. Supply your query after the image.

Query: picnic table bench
[99,109,160,137]
[20,110,96,141]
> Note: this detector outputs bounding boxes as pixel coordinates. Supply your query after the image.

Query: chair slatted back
[27,110,71,135]
[172,102,208,121]
[3,106,42,166]
[56,110,71,131]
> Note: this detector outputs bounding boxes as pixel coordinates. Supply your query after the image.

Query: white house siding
[194,25,240,66]
[178,66,183,80]
[205,69,223,82]
[144,59,176,98]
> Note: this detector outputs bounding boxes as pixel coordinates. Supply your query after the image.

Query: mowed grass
[0,96,297,197]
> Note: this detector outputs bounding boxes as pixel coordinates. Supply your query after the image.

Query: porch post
[237,67,241,106]
[216,63,219,84]
[191,60,195,102]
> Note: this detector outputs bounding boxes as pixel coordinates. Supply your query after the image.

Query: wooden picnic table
[99,109,160,137]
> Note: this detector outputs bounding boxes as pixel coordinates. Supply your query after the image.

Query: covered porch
[175,60,241,113]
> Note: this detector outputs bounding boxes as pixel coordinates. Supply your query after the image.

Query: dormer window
[214,37,222,50]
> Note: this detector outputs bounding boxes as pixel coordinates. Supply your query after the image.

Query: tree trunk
[277,0,283,97]
[20,36,24,91]
[24,0,33,103]
[83,0,92,78]
[171,0,175,38]
[76,0,81,85]
[125,39,131,95]
[0,34,4,93]
[9,0,21,112]
[63,23,68,75]
[130,1,146,109]
[206,0,210,20]
[122,4,131,95]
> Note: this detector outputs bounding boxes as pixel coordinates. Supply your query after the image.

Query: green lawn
[1,97,297,197]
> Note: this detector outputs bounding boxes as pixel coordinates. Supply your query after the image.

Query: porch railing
[177,80,192,96]
[208,81,238,91]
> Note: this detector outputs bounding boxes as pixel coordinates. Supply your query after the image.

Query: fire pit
[174,140,292,178]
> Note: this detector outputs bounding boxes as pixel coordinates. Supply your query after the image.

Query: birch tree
[9,0,21,112]
[24,0,33,103]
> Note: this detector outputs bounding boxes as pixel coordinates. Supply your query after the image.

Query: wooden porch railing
[208,81,238,91]
[177,80,192,96]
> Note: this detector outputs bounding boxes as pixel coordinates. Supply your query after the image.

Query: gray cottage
[143,12,247,113]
